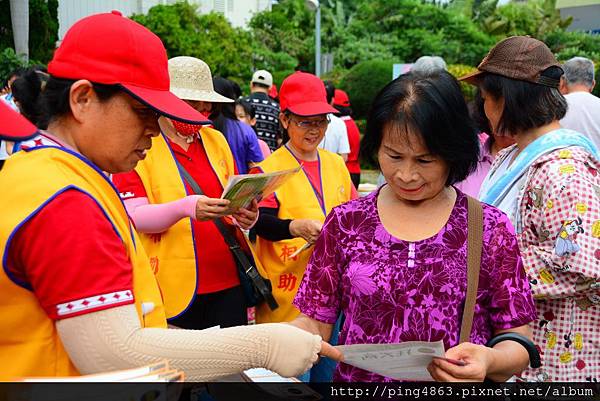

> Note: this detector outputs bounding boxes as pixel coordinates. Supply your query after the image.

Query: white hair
[563,57,595,88]
[412,56,448,75]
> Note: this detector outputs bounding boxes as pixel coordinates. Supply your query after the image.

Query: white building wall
[58,0,271,40]
[560,5,600,32]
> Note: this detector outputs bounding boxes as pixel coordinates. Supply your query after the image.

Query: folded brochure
[221,166,301,212]
[334,340,462,381]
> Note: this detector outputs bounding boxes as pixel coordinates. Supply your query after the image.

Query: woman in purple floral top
[290,71,537,382]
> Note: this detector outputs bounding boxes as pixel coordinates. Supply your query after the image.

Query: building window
[213,0,226,13]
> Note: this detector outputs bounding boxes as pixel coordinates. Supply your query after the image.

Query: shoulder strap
[460,195,484,343]
[175,159,278,310]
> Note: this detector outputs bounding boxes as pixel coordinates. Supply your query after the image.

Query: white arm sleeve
[56,304,322,381]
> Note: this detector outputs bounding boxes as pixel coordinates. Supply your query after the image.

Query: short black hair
[2,67,26,89]
[479,67,567,136]
[12,74,120,129]
[236,99,256,119]
[252,81,270,90]
[230,80,242,99]
[468,89,491,134]
[323,80,335,104]
[362,71,479,186]
[334,104,353,117]
[211,77,238,134]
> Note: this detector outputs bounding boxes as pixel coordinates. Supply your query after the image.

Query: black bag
[234,254,274,308]
[175,161,278,310]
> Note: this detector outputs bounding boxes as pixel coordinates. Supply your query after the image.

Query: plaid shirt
[507,146,600,382]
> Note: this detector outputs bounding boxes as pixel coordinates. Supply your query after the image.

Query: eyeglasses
[290,115,330,130]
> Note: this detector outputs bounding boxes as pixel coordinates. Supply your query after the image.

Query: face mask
[170,119,201,136]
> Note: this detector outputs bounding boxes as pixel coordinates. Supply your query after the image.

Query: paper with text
[335,341,446,381]
[221,166,301,212]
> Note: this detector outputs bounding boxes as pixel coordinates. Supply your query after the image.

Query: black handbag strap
[175,161,278,310]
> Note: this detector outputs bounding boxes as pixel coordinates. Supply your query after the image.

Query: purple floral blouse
[293,188,537,382]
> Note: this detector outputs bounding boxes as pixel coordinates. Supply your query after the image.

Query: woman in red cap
[112,56,265,331]
[252,71,357,326]
[0,12,339,381]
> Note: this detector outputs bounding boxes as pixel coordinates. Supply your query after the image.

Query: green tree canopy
[131,2,256,81]
[0,0,58,63]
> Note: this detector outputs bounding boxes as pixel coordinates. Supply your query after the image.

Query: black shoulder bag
[175,161,278,311]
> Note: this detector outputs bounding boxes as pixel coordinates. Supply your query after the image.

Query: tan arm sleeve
[56,304,322,381]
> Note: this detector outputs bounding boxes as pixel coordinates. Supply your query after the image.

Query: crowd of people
[0,10,598,385]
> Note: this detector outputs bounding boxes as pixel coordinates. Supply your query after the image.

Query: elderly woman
[113,56,264,330]
[252,71,356,325]
[0,12,337,381]
[463,36,600,382]
[290,70,538,382]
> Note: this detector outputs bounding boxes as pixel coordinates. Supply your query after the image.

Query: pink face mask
[170,119,202,136]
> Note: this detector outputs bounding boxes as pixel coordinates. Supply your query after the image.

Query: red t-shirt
[6,190,135,320]
[112,139,239,294]
[341,116,361,174]
[257,159,358,209]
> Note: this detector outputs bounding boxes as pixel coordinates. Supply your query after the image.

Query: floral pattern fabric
[294,188,537,382]
[507,146,600,382]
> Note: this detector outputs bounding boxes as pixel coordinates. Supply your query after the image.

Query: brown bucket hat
[460,36,562,88]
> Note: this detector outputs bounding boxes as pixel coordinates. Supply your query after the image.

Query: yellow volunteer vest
[0,147,166,381]
[255,146,352,323]
[134,127,267,319]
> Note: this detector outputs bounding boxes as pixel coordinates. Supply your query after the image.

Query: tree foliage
[249,0,312,71]
[3,0,598,105]
[0,0,58,62]
[131,2,256,80]
[340,59,395,119]
[0,47,44,85]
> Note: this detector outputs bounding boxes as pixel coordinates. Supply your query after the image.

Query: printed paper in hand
[334,341,447,381]
[221,166,301,212]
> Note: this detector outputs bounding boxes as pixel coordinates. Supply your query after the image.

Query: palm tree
[9,0,29,61]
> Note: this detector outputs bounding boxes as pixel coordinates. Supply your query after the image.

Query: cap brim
[0,101,38,140]
[458,69,484,86]
[287,101,338,117]
[121,84,211,124]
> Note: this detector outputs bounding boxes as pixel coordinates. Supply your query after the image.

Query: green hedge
[339,59,395,119]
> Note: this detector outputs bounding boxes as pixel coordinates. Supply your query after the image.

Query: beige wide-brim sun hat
[168,56,234,103]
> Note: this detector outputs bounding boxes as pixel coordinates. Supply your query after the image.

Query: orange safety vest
[134,128,268,319]
[255,146,352,323]
[0,147,166,380]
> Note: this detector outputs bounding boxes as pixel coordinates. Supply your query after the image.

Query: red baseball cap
[279,71,337,116]
[0,101,37,140]
[333,89,350,107]
[48,11,210,124]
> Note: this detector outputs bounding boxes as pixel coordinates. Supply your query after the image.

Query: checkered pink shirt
[511,146,600,382]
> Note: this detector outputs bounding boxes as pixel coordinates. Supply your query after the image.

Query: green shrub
[340,59,395,119]
[321,68,349,88]
[0,0,58,63]
[447,64,478,102]
[272,69,296,89]
[0,47,43,86]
